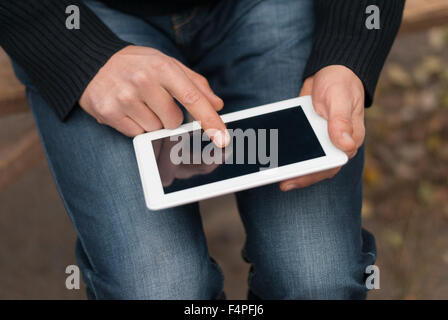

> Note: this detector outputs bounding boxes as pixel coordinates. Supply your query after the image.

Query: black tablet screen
[152,106,325,194]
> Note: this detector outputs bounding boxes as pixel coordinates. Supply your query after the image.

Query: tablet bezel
[133,96,348,210]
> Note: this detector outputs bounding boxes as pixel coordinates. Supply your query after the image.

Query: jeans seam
[172,7,198,30]
[84,268,99,299]
[171,7,198,44]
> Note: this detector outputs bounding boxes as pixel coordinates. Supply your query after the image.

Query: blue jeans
[13,0,376,299]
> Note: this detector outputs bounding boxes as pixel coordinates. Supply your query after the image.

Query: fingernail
[342,132,355,145]
[213,130,230,148]
[282,184,296,192]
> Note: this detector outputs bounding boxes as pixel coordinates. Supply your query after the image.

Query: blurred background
[0,0,447,299]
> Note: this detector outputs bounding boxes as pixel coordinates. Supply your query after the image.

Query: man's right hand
[79,45,230,147]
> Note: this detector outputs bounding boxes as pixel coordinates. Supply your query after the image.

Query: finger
[279,167,341,191]
[347,149,358,159]
[141,86,184,129]
[327,96,356,154]
[110,116,145,137]
[161,64,229,148]
[125,101,163,132]
[352,107,365,149]
[279,168,340,191]
[299,77,314,96]
[172,59,224,111]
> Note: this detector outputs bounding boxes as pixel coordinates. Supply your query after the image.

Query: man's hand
[279,65,365,191]
[79,45,230,147]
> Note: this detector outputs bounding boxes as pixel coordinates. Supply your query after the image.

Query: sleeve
[303,0,405,107]
[0,0,131,120]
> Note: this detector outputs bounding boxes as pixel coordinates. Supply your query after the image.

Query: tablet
[133,96,348,210]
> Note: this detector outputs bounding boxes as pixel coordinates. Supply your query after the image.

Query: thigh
[12,2,223,299]
[194,0,376,299]
[236,146,376,299]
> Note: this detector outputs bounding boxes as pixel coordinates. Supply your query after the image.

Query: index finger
[160,65,229,148]
[279,167,341,191]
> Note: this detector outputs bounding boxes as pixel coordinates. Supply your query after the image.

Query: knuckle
[197,74,209,87]
[117,88,135,104]
[201,115,218,128]
[313,102,327,117]
[353,89,365,105]
[332,115,352,127]
[97,104,117,119]
[181,89,201,105]
[353,123,366,144]
[123,123,144,137]
[172,111,184,127]
[127,129,143,138]
[151,57,172,72]
[150,121,163,131]
[353,105,365,119]
[359,123,366,138]
[131,71,149,87]
[165,109,184,129]
[215,101,224,111]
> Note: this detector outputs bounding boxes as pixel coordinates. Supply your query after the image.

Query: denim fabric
[12,0,376,299]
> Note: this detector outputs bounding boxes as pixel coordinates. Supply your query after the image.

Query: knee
[83,252,223,299]
[294,263,367,299]
[249,251,368,299]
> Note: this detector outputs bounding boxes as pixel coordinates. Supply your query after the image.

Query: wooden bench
[1,0,448,192]
[400,0,448,33]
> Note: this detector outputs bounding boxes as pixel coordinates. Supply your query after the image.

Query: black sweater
[0,0,405,120]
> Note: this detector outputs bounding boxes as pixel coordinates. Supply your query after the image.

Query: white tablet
[133,96,348,210]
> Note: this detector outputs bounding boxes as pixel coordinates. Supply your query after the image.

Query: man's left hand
[280,65,365,191]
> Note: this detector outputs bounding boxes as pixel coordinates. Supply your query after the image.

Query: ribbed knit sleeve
[303,0,405,107]
[0,1,131,120]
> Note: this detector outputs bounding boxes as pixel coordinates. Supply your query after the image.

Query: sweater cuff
[0,0,131,120]
[303,0,405,107]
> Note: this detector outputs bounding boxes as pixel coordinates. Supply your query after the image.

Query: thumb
[327,99,356,154]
